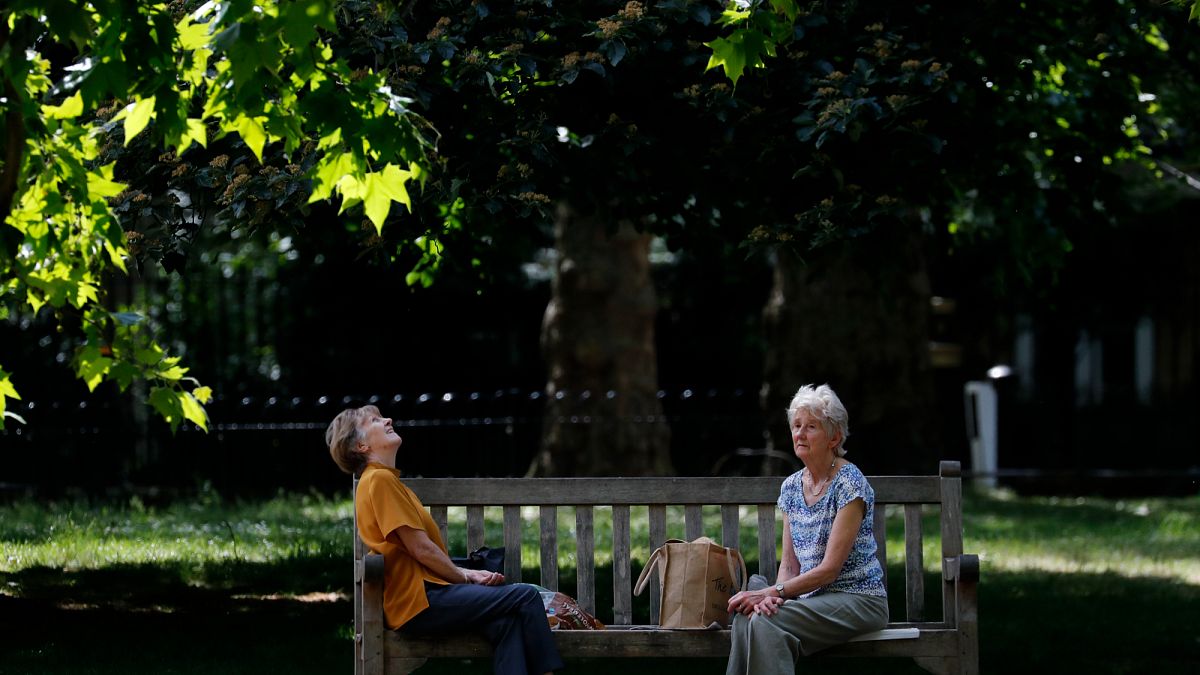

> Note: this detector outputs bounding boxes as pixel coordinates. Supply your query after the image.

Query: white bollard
[963,381,998,489]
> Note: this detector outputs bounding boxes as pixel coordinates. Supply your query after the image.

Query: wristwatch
[774,583,787,599]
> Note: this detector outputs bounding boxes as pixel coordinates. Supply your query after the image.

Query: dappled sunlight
[5,490,1198,612]
[0,493,352,578]
[962,491,1200,586]
[53,601,101,611]
[977,547,1200,585]
[232,591,348,603]
[56,600,182,614]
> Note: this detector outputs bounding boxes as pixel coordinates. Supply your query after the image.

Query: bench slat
[402,476,941,506]
[385,626,956,660]
[503,505,522,583]
[648,505,666,622]
[757,505,777,583]
[540,506,558,591]
[721,505,739,550]
[430,505,448,549]
[612,505,632,625]
[576,507,595,616]
[467,506,485,551]
[685,505,703,541]
[873,503,887,590]
[905,503,925,621]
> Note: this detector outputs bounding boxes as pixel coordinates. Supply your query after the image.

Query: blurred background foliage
[2,0,1198,495]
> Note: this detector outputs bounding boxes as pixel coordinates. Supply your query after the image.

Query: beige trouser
[726,576,888,675]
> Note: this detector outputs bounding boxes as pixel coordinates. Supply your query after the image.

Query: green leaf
[405,269,435,287]
[104,240,129,274]
[362,181,392,233]
[75,348,114,392]
[43,92,84,120]
[149,386,183,432]
[1143,24,1170,52]
[180,392,209,431]
[136,345,165,366]
[769,0,799,22]
[193,386,214,404]
[380,164,414,211]
[234,115,268,162]
[178,118,208,154]
[176,16,212,50]
[0,369,21,431]
[309,153,354,203]
[362,163,414,232]
[87,164,127,200]
[157,365,189,381]
[705,29,775,86]
[123,96,157,145]
[717,6,752,26]
[110,362,140,392]
[283,0,330,46]
[0,369,20,401]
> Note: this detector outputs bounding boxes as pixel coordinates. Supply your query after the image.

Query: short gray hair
[786,384,850,456]
[326,405,378,475]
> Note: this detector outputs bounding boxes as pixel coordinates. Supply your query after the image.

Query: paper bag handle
[633,544,668,597]
[726,546,749,592]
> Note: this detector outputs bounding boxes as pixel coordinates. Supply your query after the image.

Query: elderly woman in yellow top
[725,384,888,674]
[327,405,563,675]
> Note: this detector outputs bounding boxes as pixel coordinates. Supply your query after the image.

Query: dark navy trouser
[400,583,563,675]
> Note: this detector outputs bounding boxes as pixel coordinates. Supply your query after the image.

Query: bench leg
[954,559,980,675]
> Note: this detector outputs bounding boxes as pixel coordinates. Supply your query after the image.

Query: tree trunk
[532,202,672,477]
[761,227,939,474]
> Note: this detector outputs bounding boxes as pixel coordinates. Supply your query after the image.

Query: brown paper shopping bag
[633,537,747,629]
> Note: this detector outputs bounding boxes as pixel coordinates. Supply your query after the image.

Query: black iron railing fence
[0,387,769,496]
[4,386,1196,498]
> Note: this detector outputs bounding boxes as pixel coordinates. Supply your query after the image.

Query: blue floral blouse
[777,462,887,597]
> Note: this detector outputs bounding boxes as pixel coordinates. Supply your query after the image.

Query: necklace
[806,457,838,496]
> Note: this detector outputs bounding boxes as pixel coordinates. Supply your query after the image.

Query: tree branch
[1159,160,1200,194]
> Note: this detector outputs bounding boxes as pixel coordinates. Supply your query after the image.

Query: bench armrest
[942,554,979,584]
[358,553,386,675]
[358,552,385,583]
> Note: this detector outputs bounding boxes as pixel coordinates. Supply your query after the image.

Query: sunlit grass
[4,488,1197,590]
[0,489,352,593]
[960,489,1200,585]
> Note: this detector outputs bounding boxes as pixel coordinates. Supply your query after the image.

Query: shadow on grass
[3,555,1198,675]
[960,490,1200,561]
[0,554,351,675]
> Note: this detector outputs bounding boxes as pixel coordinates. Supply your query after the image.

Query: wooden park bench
[353,460,979,675]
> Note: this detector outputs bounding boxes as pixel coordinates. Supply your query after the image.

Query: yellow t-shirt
[356,463,452,629]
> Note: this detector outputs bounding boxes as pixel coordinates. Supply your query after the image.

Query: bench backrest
[353,461,963,628]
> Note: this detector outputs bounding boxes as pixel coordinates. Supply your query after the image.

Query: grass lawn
[1,487,1197,674]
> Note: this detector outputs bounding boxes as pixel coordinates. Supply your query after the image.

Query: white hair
[786,384,850,456]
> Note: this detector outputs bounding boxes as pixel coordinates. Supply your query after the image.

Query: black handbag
[451,546,505,573]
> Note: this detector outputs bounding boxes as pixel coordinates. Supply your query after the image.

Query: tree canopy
[1,0,432,429]
[3,0,1197,441]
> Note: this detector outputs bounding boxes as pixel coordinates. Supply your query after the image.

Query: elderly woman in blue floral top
[726,384,888,675]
